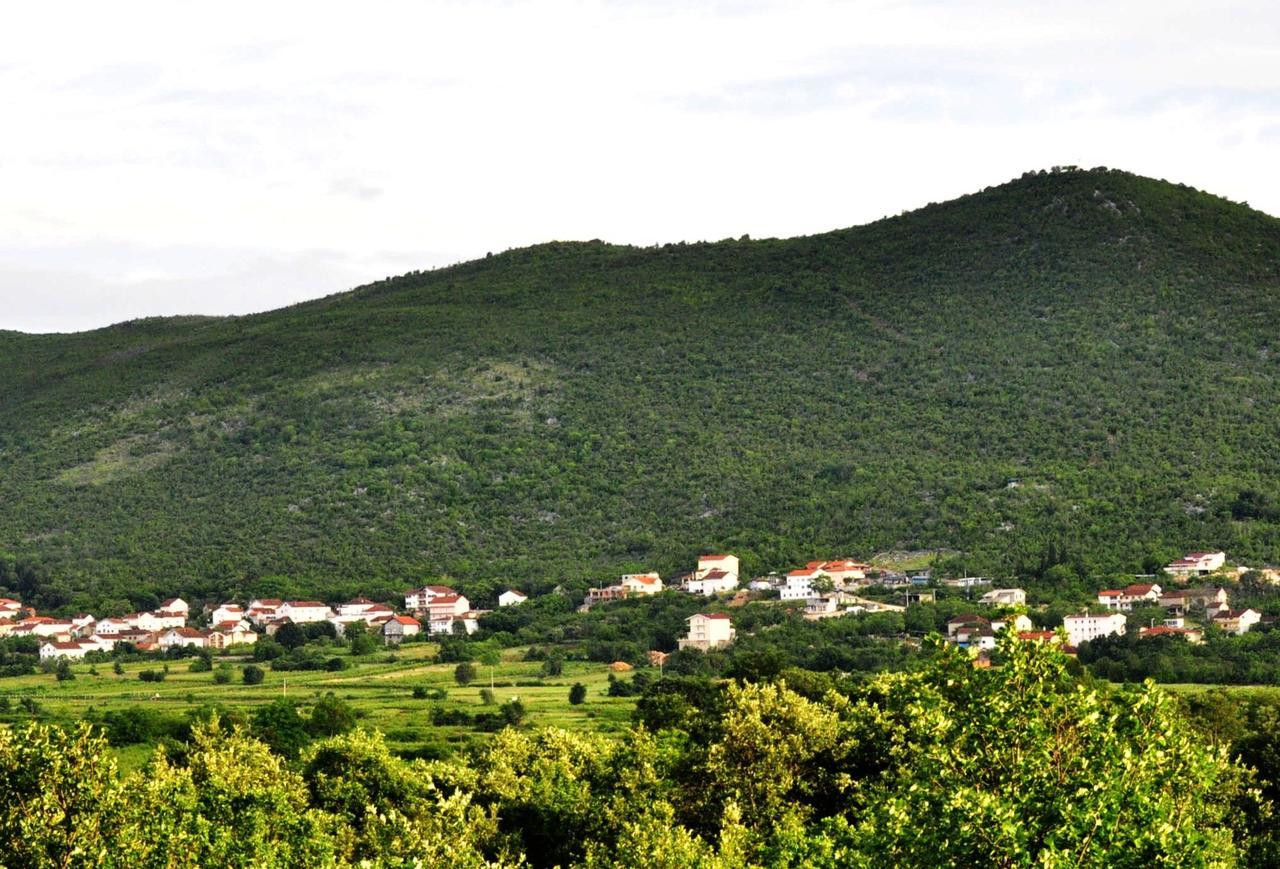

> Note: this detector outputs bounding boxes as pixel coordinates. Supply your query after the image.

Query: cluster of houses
[7,545,1273,668]
[5,589,476,661]
[943,551,1273,655]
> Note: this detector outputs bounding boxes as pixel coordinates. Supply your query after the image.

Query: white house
[979,588,1027,606]
[158,598,189,618]
[39,640,94,660]
[276,601,333,623]
[211,603,245,625]
[696,554,740,582]
[1097,583,1162,612]
[677,613,735,651]
[158,627,209,649]
[426,594,473,635]
[21,619,75,639]
[498,589,529,607]
[136,610,186,632]
[780,568,824,601]
[804,596,838,616]
[621,574,664,595]
[1063,612,1128,647]
[69,614,97,636]
[405,585,457,611]
[207,623,257,649]
[683,569,739,597]
[94,617,131,636]
[1164,551,1227,577]
[336,598,382,618]
[1212,609,1262,635]
[246,599,283,626]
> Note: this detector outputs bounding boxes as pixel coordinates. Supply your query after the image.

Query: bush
[242,665,265,685]
[569,683,587,705]
[499,698,526,726]
[138,669,165,683]
[213,667,232,685]
[541,653,564,677]
[189,657,212,673]
[54,660,74,682]
[252,637,285,662]
[479,688,496,705]
[454,662,477,686]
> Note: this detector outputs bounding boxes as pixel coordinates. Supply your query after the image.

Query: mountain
[2,167,1279,613]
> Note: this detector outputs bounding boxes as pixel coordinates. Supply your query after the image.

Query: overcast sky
[2,1,1278,333]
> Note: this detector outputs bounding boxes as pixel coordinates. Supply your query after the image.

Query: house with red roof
[621,573,664,595]
[382,614,421,645]
[1164,551,1227,578]
[684,568,739,597]
[404,585,458,611]
[159,627,210,650]
[1139,624,1205,644]
[1097,583,1162,612]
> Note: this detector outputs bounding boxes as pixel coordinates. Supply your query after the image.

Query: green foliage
[242,664,265,685]
[455,661,478,686]
[569,683,587,705]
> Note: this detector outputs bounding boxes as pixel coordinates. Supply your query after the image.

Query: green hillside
[2,167,1279,613]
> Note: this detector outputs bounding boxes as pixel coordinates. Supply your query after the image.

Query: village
[2,547,1274,668]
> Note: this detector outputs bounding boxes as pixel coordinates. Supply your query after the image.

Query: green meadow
[0,642,638,769]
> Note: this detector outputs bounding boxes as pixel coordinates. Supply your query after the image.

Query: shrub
[569,683,587,705]
[242,665,265,685]
[138,670,165,683]
[454,662,477,686]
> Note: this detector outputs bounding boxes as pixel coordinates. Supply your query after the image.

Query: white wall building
[620,574,663,595]
[405,585,458,611]
[683,570,739,597]
[276,601,333,623]
[1063,612,1128,647]
[696,554,739,581]
[677,613,735,651]
[498,589,529,607]
[979,588,1027,606]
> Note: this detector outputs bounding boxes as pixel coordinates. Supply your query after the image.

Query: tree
[252,700,311,758]
[242,664,265,685]
[275,622,306,650]
[54,659,74,681]
[569,683,587,705]
[307,693,357,737]
[348,629,376,655]
[838,636,1251,865]
[454,662,477,686]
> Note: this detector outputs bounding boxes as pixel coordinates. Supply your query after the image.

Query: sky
[2,1,1278,333]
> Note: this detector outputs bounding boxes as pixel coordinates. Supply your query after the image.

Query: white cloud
[0,0,1278,332]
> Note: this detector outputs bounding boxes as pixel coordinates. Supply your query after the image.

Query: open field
[0,642,639,769]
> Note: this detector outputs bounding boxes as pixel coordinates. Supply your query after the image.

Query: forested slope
[1,167,1278,612]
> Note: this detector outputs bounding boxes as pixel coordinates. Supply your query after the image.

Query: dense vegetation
[2,167,1279,612]
[4,639,1275,867]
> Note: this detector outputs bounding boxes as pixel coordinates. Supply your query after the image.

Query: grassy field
[0,642,640,770]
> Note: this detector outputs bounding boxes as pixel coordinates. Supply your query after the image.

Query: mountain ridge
[1,166,1278,613]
